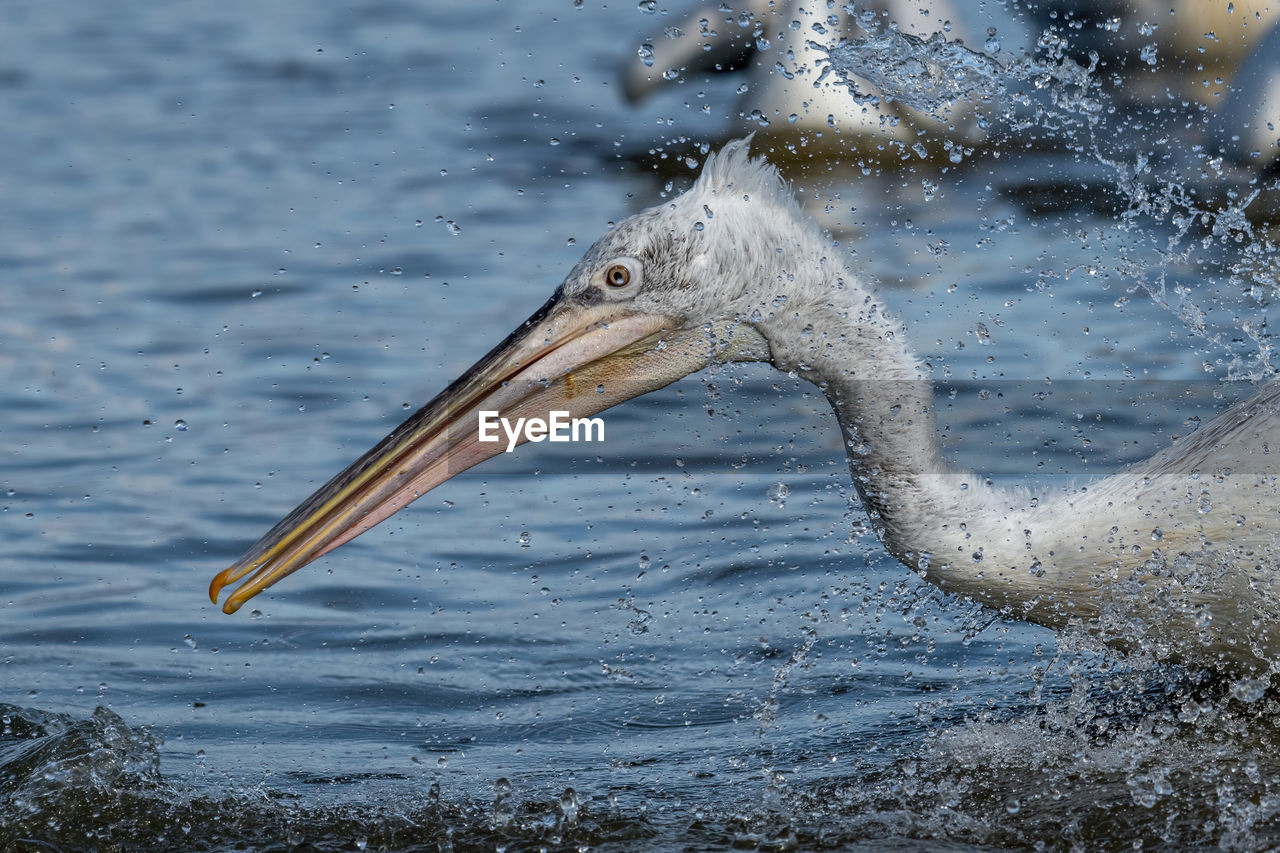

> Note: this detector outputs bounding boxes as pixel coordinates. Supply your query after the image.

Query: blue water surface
[4,2,1280,850]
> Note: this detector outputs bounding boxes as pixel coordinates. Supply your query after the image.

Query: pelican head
[210,138,838,613]
[207,137,1280,677]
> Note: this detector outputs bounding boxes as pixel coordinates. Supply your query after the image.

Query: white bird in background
[1036,0,1277,76]
[622,1,1280,169]
[211,140,1280,677]
[621,0,1025,156]
[1214,20,1280,170]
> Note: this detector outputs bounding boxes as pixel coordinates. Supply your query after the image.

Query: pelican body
[211,140,1280,676]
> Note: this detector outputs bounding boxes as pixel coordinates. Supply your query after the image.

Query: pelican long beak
[209,292,728,614]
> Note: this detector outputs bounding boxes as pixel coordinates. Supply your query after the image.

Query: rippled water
[4,2,1280,850]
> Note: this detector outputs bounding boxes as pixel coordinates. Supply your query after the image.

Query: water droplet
[493,777,515,828]
[560,788,580,826]
[174,419,188,431]
[1231,677,1268,703]
[518,530,531,548]
[767,482,789,505]
[638,44,655,67]
[1151,527,1164,541]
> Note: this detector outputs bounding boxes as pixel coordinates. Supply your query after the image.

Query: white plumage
[213,139,1280,677]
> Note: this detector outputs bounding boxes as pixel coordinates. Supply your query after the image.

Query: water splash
[753,626,819,737]
[822,26,1100,148]
[824,29,1087,117]
[0,703,658,851]
[824,25,1280,378]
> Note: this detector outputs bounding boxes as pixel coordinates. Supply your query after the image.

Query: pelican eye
[601,257,642,292]
[606,265,630,287]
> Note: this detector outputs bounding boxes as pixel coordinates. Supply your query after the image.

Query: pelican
[621,0,1024,157]
[211,139,1280,677]
[1032,0,1278,79]
[1213,20,1280,170]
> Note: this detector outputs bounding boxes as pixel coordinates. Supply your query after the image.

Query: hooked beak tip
[209,568,234,608]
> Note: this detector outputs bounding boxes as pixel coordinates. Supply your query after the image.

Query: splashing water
[0,703,659,851]
[826,29,1075,116]
[824,25,1280,379]
[821,26,1099,133]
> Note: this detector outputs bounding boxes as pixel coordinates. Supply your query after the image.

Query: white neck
[694,161,1278,671]
[756,264,1081,624]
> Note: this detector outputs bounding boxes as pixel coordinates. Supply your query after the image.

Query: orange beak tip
[209,568,233,606]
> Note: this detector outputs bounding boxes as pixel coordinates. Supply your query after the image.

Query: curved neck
[758,275,1052,616]
[767,294,952,556]
[744,258,1280,673]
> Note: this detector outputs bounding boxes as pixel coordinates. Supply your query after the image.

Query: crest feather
[694,137,796,214]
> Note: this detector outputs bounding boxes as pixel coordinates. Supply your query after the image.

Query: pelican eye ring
[601,257,642,291]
